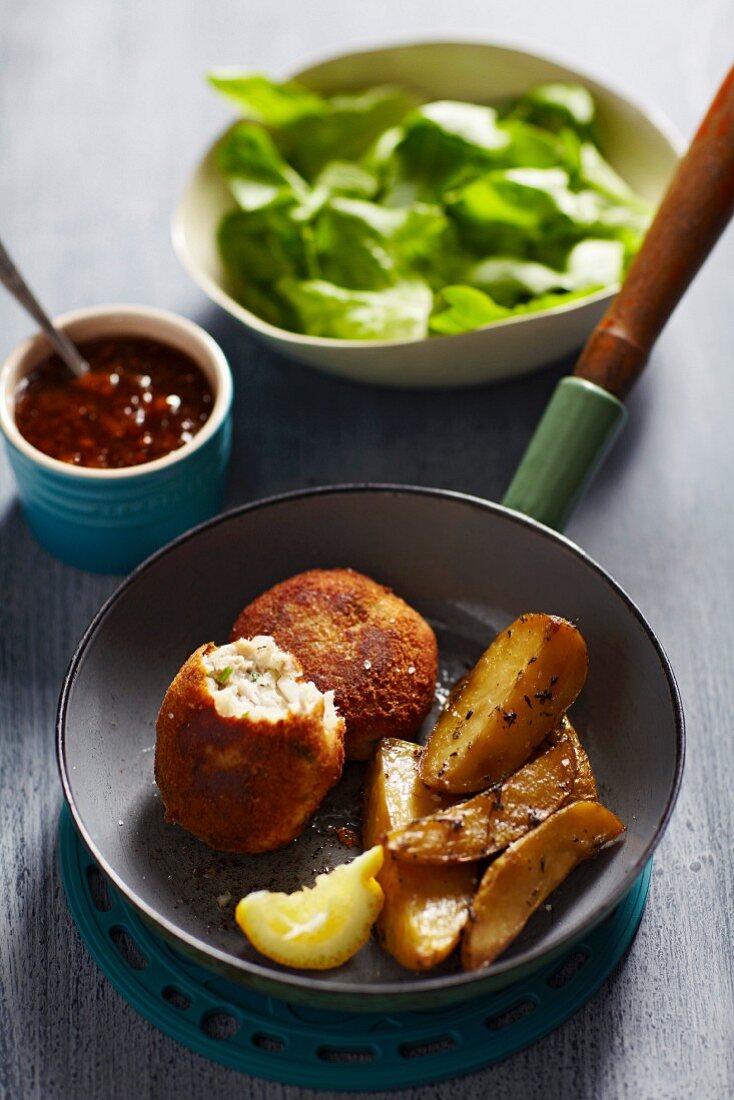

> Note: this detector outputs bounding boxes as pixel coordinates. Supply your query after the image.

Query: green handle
[501,68,734,532]
[501,377,627,532]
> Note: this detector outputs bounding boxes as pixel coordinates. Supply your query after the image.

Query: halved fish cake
[155,635,345,852]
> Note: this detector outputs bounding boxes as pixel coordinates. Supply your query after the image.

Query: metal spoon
[0,236,88,377]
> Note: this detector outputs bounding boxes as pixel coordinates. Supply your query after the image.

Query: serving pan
[58,66,734,1010]
[58,485,683,1010]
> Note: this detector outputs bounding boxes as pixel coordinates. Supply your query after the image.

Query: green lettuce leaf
[466,238,625,306]
[208,71,325,125]
[450,166,649,255]
[430,286,510,335]
[385,100,511,202]
[466,256,569,305]
[278,86,415,180]
[216,123,308,211]
[565,238,625,287]
[285,161,383,225]
[490,167,594,225]
[382,110,578,204]
[495,119,571,169]
[278,278,433,340]
[218,207,311,286]
[515,287,605,315]
[308,198,461,291]
[446,171,560,252]
[508,83,597,139]
[430,280,608,336]
[577,142,651,212]
[311,199,398,290]
[229,278,296,329]
[389,203,465,289]
[412,100,510,151]
[209,73,414,181]
[312,160,380,199]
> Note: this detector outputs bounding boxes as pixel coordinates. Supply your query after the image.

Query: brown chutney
[14,336,214,469]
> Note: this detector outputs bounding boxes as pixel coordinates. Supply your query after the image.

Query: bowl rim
[0,303,233,481]
[56,482,686,1002]
[172,35,686,353]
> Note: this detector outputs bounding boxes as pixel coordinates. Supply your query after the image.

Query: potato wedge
[420,614,588,793]
[363,738,476,970]
[549,717,597,801]
[462,800,625,971]
[387,738,577,864]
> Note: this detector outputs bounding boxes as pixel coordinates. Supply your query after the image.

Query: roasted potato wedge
[387,737,577,864]
[554,721,594,800]
[462,800,625,971]
[420,614,588,793]
[549,717,597,801]
[363,738,476,970]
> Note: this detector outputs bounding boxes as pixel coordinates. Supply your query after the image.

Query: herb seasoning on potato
[462,800,625,971]
[388,735,576,864]
[420,613,588,793]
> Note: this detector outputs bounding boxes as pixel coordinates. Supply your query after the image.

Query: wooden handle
[574,65,734,398]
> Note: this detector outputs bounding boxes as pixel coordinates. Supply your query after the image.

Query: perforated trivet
[59,805,650,1089]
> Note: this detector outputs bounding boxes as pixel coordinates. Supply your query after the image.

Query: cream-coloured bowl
[173,40,683,389]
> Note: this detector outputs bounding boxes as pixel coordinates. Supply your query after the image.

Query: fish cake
[155,635,345,852]
[230,568,438,760]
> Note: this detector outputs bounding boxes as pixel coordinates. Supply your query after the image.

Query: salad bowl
[173,39,682,388]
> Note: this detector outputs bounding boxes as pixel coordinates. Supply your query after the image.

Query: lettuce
[430,283,606,335]
[430,286,511,335]
[449,167,648,257]
[209,72,414,180]
[565,238,626,286]
[208,74,652,341]
[446,170,567,252]
[508,83,597,139]
[466,256,570,306]
[577,142,642,205]
[312,160,380,200]
[466,239,625,306]
[384,101,510,202]
[218,207,311,285]
[277,86,416,180]
[495,119,572,169]
[310,199,398,290]
[216,123,308,211]
[278,278,433,340]
[208,71,325,126]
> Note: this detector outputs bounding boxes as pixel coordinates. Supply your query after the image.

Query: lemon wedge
[235,846,385,970]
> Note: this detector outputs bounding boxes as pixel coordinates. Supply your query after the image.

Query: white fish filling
[203,635,340,736]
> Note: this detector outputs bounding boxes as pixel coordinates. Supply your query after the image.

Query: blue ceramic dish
[0,305,233,573]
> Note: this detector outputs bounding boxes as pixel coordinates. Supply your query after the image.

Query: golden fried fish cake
[230,569,438,760]
[155,635,344,852]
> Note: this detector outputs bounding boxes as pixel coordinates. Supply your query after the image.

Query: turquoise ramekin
[0,305,233,573]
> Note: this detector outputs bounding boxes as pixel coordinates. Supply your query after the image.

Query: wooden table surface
[1,2,732,1097]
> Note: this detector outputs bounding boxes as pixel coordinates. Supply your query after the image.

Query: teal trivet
[59,805,650,1090]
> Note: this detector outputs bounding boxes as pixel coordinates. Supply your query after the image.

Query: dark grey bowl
[57,486,684,1011]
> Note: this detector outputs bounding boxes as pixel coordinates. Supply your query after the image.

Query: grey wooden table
[1,2,732,1097]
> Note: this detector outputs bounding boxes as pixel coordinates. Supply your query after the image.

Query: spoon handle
[0,237,88,377]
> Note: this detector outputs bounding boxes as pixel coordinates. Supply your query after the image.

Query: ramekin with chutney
[0,305,232,572]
